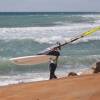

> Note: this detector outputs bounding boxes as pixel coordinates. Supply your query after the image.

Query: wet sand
[0,73,100,100]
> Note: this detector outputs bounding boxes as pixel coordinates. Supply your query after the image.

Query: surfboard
[10,55,56,65]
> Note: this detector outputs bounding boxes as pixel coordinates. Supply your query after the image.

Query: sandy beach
[0,73,100,100]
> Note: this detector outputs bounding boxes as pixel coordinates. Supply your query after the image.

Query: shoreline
[0,73,100,100]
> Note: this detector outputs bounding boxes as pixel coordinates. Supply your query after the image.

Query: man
[48,47,60,79]
[38,42,61,79]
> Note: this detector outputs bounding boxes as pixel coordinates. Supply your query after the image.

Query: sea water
[0,12,100,86]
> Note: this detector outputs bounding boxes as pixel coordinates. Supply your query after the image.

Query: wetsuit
[48,50,60,79]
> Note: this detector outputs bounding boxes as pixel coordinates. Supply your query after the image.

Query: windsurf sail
[38,26,100,55]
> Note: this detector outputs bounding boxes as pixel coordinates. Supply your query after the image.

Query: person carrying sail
[48,43,61,79]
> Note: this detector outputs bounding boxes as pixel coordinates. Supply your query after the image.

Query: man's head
[56,42,61,50]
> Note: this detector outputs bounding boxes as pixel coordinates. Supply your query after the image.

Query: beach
[0,12,100,99]
[0,73,100,100]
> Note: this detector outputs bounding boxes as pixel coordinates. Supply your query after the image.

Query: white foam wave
[82,14,100,18]
[0,73,48,86]
[0,24,100,44]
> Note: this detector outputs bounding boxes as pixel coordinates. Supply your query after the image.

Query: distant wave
[0,13,100,27]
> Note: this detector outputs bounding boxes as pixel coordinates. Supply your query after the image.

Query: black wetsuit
[49,62,57,79]
[48,50,60,79]
[47,50,60,57]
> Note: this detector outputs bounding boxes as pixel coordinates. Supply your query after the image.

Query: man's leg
[49,63,57,79]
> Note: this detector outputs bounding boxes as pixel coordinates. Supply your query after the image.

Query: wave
[0,38,100,57]
[0,24,100,44]
[59,55,100,66]
[0,56,99,87]
[0,54,100,86]
[0,72,48,86]
[0,13,100,27]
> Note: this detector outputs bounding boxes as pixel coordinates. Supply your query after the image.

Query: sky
[0,0,100,12]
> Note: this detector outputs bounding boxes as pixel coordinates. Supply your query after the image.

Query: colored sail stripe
[38,26,100,55]
[82,26,100,36]
[58,26,100,48]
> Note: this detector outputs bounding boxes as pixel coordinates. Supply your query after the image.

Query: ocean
[0,12,100,86]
